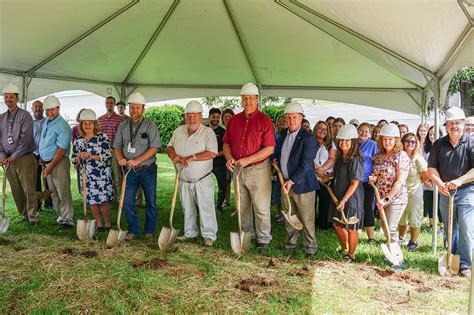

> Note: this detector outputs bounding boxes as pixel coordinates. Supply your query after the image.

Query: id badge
[7,136,13,145]
[127,143,136,154]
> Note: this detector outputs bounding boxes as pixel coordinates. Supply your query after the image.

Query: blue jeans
[439,185,474,270]
[123,165,157,235]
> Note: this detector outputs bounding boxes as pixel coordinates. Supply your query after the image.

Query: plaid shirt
[98,112,123,148]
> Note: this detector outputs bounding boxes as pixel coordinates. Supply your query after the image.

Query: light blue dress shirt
[280,128,300,180]
[33,116,46,155]
[39,115,72,161]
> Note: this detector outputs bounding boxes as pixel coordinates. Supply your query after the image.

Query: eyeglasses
[404,140,416,145]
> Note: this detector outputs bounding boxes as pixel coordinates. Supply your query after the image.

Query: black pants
[316,183,331,230]
[34,154,52,210]
[423,190,442,223]
[363,182,376,228]
[212,166,227,208]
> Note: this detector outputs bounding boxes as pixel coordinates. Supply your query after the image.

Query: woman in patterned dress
[72,109,114,232]
[369,123,410,269]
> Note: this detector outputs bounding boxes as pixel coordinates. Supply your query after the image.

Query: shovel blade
[381,243,402,266]
[0,216,10,234]
[230,232,242,254]
[231,231,252,255]
[438,253,461,276]
[158,227,171,250]
[282,211,303,230]
[76,219,88,241]
[240,231,251,253]
[106,229,119,248]
[87,220,96,240]
[117,230,128,244]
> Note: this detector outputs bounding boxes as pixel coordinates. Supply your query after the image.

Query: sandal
[343,254,355,262]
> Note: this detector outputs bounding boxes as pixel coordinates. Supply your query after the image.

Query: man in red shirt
[223,83,276,249]
[98,96,124,199]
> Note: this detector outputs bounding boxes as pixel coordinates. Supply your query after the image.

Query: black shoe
[97,227,106,233]
[425,225,433,233]
[217,206,223,214]
[275,215,284,225]
[368,238,377,244]
[29,221,38,226]
[60,224,73,230]
[407,241,418,251]
[256,243,270,250]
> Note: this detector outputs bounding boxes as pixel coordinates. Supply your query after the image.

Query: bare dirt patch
[130,257,168,269]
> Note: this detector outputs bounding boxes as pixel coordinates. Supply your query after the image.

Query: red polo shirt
[223,109,275,161]
[98,112,123,148]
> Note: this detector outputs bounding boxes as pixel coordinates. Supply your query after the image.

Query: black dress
[329,156,365,230]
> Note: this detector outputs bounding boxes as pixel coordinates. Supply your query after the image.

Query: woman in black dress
[328,124,365,261]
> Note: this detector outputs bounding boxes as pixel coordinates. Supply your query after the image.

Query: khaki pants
[282,189,317,254]
[384,203,406,243]
[111,150,122,199]
[47,158,74,225]
[6,154,38,222]
[235,160,272,244]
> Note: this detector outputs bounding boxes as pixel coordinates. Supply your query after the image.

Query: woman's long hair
[336,138,361,162]
[313,121,333,151]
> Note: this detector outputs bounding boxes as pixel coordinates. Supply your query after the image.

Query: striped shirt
[98,112,123,148]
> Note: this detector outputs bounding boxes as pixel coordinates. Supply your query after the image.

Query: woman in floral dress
[72,109,114,232]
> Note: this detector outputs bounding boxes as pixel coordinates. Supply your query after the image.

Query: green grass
[0,154,470,313]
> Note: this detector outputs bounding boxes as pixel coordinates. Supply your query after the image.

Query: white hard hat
[349,119,359,126]
[445,107,466,121]
[2,83,20,94]
[336,124,358,140]
[43,95,61,109]
[284,101,304,115]
[379,123,400,137]
[185,100,203,113]
[127,92,146,105]
[79,109,97,121]
[240,83,259,96]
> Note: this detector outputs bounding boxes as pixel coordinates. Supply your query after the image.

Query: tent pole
[120,85,126,103]
[432,78,440,255]
[22,75,29,110]
[421,89,427,123]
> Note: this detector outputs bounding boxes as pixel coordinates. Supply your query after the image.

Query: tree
[447,66,473,116]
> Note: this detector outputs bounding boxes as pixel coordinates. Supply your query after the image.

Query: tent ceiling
[0,0,472,115]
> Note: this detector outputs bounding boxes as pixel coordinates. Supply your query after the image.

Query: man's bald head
[32,100,44,120]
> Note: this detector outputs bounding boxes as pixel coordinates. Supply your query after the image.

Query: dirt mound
[237,277,274,292]
[130,257,168,269]
[61,247,98,258]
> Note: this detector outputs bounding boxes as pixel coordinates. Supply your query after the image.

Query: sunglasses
[403,140,416,145]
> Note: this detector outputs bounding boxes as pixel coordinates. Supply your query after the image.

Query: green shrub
[144,104,184,150]
[262,105,285,125]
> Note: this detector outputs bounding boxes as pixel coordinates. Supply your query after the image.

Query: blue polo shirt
[359,139,378,183]
[39,115,72,162]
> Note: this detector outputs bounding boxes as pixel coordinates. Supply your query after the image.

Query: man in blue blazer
[275,101,319,256]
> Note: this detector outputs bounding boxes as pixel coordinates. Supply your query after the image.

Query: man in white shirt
[166,101,218,247]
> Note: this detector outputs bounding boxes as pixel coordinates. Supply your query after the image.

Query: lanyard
[129,118,144,146]
[7,111,17,135]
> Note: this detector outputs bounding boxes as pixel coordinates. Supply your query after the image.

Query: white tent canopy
[0,0,473,114]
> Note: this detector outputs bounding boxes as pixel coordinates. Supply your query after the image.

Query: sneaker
[204,238,214,247]
[275,214,284,225]
[145,233,153,239]
[125,233,136,241]
[390,262,405,270]
[256,242,270,250]
[460,268,471,278]
[177,235,196,242]
[407,241,418,251]
[343,254,355,262]
[425,225,433,233]
[398,236,408,246]
[368,238,377,245]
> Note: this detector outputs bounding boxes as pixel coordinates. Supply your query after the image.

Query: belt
[243,160,265,168]
[130,163,156,172]
[181,172,211,184]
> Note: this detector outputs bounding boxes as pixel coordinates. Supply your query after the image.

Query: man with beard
[207,107,227,212]
[428,107,474,278]
[98,96,125,199]
[114,93,161,240]
[0,83,38,225]
[167,101,218,246]
[39,95,74,228]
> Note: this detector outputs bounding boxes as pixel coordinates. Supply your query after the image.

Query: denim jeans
[439,185,474,270]
[123,165,157,235]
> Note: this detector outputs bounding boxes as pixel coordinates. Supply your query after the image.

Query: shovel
[106,167,132,247]
[230,168,251,256]
[0,165,11,233]
[321,180,359,225]
[76,163,96,241]
[158,169,181,252]
[369,181,403,266]
[271,161,303,230]
[438,189,460,276]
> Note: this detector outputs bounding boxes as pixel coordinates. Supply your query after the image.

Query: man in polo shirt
[0,83,38,225]
[275,101,319,256]
[208,107,227,212]
[98,96,124,199]
[167,101,218,246]
[114,92,161,240]
[428,107,474,277]
[223,83,276,250]
[116,101,129,119]
[31,100,51,211]
[39,95,74,228]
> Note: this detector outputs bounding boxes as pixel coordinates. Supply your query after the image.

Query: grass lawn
[0,154,471,313]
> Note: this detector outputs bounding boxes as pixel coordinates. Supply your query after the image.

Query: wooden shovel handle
[169,169,180,228]
[117,167,132,230]
[271,161,293,217]
[322,181,339,206]
[368,181,391,243]
[1,166,7,215]
[81,166,88,219]
[234,168,242,234]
